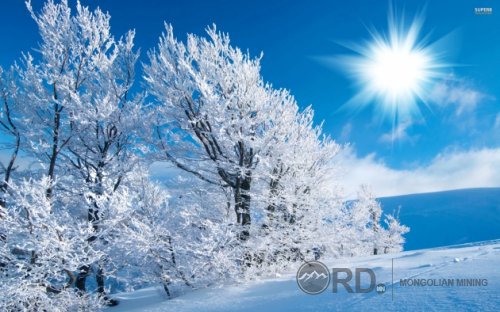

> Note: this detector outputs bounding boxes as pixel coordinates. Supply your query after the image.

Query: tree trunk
[75,265,90,292]
[76,170,104,294]
[96,266,105,294]
[234,173,251,241]
[263,166,281,231]
[46,103,62,199]
[371,209,380,256]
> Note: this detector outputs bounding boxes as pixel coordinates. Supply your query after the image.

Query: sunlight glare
[337,6,450,126]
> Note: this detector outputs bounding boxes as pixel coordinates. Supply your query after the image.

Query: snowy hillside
[378,188,500,250]
[109,240,500,312]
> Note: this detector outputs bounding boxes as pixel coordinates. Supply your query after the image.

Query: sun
[337,6,450,125]
[368,43,429,98]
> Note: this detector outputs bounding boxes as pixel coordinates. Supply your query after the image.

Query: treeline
[0,1,408,311]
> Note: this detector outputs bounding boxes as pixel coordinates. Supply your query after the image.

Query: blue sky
[1,0,499,196]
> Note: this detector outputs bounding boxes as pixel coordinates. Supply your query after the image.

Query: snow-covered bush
[95,172,242,296]
[0,177,103,311]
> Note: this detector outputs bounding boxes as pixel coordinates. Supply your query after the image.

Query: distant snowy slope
[109,240,500,312]
[378,188,500,250]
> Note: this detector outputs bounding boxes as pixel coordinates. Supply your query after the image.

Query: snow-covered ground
[109,240,500,312]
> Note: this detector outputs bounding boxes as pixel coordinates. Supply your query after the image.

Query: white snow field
[109,240,500,312]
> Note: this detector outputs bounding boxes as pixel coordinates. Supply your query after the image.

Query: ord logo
[296,261,330,295]
[296,261,385,295]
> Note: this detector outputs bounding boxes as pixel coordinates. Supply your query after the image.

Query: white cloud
[147,148,500,199]
[429,77,488,116]
[494,113,500,130]
[337,147,500,198]
[379,121,417,143]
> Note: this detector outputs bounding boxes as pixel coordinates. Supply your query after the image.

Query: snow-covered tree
[60,28,143,297]
[341,186,409,256]
[251,105,342,266]
[12,0,145,299]
[341,186,384,255]
[145,25,309,240]
[144,24,378,276]
[382,208,410,253]
[17,0,140,196]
